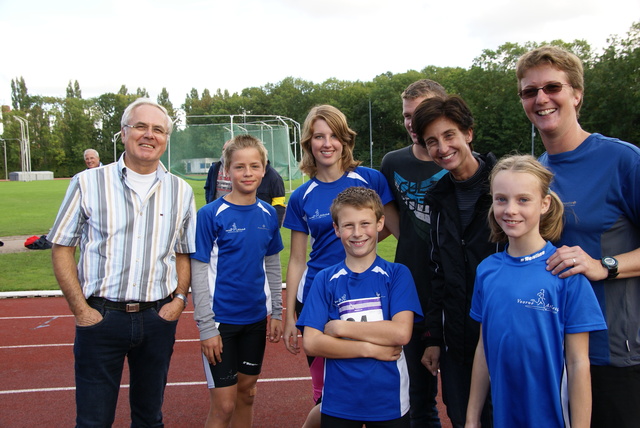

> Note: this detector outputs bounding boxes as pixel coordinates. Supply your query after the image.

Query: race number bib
[338,297,384,322]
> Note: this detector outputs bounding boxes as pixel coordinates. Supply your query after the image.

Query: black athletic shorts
[203,318,267,388]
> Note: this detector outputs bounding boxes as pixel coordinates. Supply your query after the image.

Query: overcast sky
[1,0,638,108]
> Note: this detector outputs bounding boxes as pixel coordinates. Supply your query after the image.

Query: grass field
[0,177,397,292]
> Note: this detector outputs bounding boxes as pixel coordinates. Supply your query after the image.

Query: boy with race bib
[297,187,422,428]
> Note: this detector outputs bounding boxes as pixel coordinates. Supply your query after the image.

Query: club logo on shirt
[516,289,559,314]
[226,223,246,233]
[258,223,269,230]
[309,209,330,221]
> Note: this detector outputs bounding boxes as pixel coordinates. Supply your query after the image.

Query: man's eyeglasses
[518,83,572,100]
[124,123,168,136]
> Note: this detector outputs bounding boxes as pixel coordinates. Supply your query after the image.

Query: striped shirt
[49,155,197,302]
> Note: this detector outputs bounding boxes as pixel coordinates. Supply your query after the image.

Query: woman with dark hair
[412,95,499,428]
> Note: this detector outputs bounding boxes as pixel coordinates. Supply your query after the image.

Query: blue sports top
[297,256,422,421]
[539,133,640,366]
[283,166,393,303]
[192,197,283,324]
[471,241,606,428]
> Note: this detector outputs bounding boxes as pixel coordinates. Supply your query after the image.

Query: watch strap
[174,293,188,308]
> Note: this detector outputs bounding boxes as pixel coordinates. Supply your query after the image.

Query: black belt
[87,296,170,313]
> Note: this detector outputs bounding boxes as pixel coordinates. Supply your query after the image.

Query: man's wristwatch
[174,293,188,308]
[601,256,619,279]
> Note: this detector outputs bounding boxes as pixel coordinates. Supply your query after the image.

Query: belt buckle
[126,303,140,313]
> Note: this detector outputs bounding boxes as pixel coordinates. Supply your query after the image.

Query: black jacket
[423,152,503,365]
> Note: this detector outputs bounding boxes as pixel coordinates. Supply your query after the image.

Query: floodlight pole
[12,116,31,173]
[112,131,121,164]
[531,123,536,155]
[369,99,373,168]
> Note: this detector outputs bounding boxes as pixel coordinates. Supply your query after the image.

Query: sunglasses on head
[518,83,572,100]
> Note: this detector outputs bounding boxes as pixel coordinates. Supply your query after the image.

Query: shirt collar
[117,153,168,181]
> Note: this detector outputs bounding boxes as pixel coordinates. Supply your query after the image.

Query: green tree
[157,88,175,118]
[582,21,640,145]
[93,92,138,164]
[10,76,31,111]
[66,80,82,99]
[53,96,98,175]
[135,87,149,98]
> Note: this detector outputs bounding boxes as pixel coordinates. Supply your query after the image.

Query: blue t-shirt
[539,133,640,366]
[283,167,394,303]
[297,256,423,421]
[192,197,284,324]
[471,242,606,428]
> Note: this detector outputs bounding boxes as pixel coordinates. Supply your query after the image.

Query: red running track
[0,294,452,427]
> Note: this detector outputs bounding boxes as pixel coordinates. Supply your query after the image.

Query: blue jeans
[74,298,177,428]
[440,348,492,428]
[404,326,441,428]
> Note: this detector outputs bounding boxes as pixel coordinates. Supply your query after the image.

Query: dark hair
[412,95,475,151]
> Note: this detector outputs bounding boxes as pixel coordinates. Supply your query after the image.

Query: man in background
[380,79,447,427]
[83,148,102,169]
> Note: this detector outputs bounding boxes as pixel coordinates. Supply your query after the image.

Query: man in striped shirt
[49,98,196,427]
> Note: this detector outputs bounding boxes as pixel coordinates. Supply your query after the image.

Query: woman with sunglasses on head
[516,45,640,428]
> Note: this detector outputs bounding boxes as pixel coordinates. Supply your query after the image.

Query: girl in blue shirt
[191,134,284,428]
[466,155,606,428]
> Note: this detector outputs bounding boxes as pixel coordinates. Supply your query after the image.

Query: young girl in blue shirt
[191,134,284,428]
[466,155,606,428]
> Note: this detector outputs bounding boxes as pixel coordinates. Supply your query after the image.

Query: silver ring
[572,258,577,266]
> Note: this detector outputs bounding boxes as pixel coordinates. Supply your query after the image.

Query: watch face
[603,257,617,267]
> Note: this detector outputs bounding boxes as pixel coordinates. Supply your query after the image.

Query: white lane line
[0,338,308,350]
[0,377,312,395]
[0,338,200,350]
[0,311,197,320]
[0,315,74,320]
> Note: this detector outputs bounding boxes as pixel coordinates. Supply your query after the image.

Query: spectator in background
[380,79,447,428]
[49,98,196,427]
[516,45,640,428]
[83,148,102,169]
[204,141,286,226]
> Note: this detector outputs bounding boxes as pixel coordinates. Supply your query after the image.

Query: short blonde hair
[488,154,564,243]
[330,187,384,225]
[222,134,267,173]
[516,45,585,115]
[401,79,447,100]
